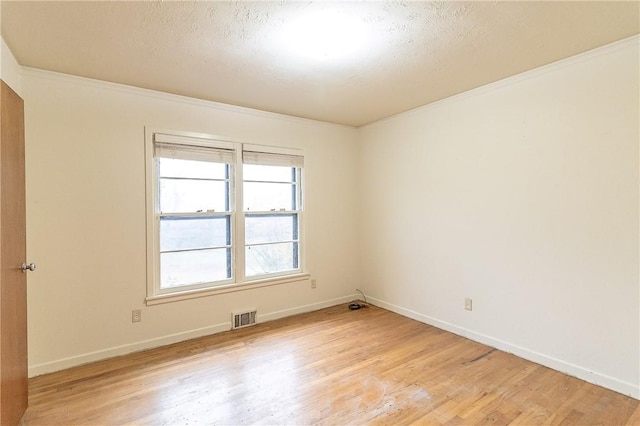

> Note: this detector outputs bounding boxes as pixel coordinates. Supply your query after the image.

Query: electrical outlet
[464,298,473,311]
[311,279,317,289]
[132,309,142,323]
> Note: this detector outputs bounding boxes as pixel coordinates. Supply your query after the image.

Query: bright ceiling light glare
[282,9,367,63]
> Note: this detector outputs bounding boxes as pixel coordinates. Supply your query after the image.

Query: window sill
[145,273,311,306]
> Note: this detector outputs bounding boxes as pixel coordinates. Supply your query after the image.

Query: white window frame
[242,144,304,281]
[145,129,308,305]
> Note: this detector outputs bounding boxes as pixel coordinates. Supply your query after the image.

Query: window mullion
[234,145,245,284]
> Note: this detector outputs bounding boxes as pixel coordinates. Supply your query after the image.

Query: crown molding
[363,34,640,129]
[20,67,357,131]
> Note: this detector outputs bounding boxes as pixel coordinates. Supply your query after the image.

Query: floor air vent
[232,310,257,329]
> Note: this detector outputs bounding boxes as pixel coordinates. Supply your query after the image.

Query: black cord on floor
[349,288,369,310]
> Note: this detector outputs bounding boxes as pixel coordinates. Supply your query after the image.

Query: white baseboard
[258,294,356,323]
[28,295,355,378]
[28,322,230,377]
[368,296,640,400]
[35,294,635,401]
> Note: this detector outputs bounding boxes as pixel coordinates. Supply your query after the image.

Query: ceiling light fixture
[280,8,368,63]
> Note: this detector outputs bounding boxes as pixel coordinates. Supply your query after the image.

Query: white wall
[1,37,22,95]
[358,37,640,398]
[23,70,360,375]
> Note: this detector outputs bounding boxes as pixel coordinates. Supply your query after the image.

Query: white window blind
[243,150,304,168]
[154,133,235,164]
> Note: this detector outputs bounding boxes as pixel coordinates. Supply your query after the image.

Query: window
[146,131,305,303]
[243,151,303,278]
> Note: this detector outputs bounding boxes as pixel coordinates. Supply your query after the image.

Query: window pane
[245,242,298,277]
[159,158,227,180]
[244,182,295,211]
[160,216,230,251]
[245,214,297,245]
[160,179,228,213]
[244,164,293,182]
[160,248,231,288]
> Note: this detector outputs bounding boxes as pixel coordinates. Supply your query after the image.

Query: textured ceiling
[2,1,639,127]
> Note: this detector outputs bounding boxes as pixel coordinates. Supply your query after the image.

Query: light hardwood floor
[24,304,639,425]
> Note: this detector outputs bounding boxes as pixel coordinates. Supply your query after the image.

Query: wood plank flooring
[24,305,639,425]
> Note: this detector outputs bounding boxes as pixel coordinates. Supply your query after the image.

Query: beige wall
[23,69,360,374]
[1,37,22,95]
[358,37,639,397]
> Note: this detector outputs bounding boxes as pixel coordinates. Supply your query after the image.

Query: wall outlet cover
[464,298,473,311]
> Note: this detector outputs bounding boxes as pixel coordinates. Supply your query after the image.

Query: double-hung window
[146,131,305,303]
[243,148,303,278]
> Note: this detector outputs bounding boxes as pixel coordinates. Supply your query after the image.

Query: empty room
[0,1,639,424]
